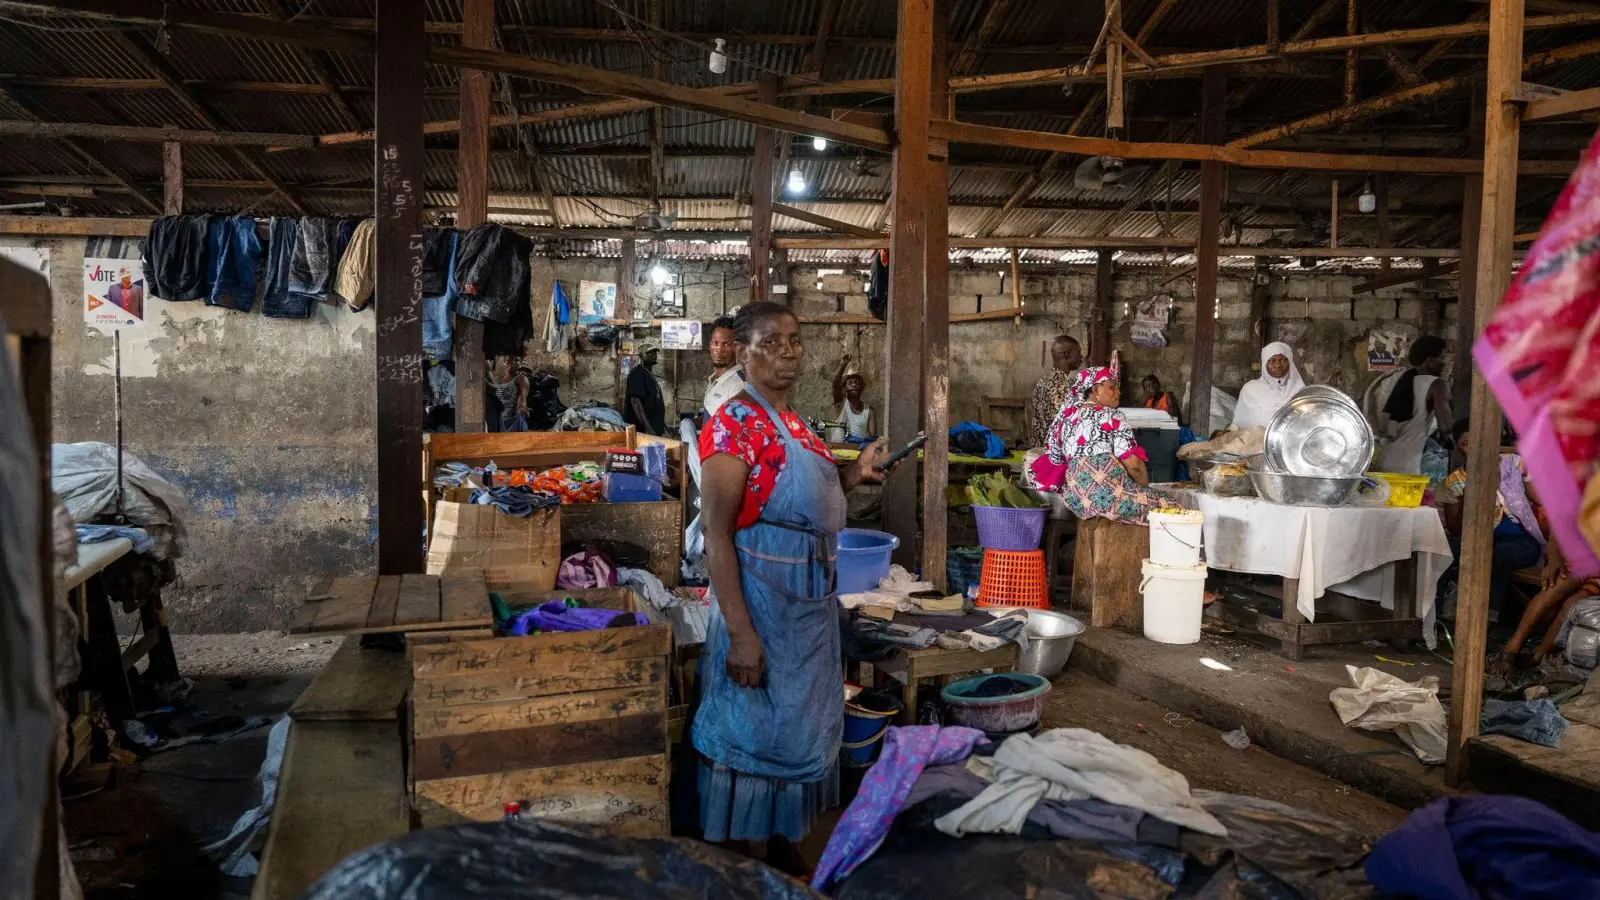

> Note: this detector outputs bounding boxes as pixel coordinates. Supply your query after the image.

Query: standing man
[703,315,745,418]
[1030,335,1084,447]
[626,341,667,436]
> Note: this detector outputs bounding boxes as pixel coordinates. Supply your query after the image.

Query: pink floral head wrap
[1074,366,1116,403]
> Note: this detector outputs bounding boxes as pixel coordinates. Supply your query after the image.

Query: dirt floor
[65,631,1404,898]
[66,633,338,900]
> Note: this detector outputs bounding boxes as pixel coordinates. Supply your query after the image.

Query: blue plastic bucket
[842,683,903,766]
[836,528,900,593]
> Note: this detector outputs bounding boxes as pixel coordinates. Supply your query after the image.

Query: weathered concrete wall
[17,236,375,634]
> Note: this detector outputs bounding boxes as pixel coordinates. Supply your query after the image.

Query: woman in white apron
[1364,335,1454,476]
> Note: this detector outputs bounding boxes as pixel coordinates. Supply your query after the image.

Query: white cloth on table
[934,728,1228,838]
[1175,490,1452,646]
[52,441,190,558]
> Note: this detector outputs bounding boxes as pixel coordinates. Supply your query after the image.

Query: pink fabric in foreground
[1474,127,1600,576]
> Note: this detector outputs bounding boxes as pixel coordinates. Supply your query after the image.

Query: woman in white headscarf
[1232,342,1305,430]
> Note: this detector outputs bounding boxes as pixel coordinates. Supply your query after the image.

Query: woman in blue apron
[693,301,894,872]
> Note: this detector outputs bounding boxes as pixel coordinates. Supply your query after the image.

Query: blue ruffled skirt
[698,757,841,842]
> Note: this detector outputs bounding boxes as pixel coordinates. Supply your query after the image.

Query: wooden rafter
[952,0,1020,77]
[1231,36,1600,147]
[258,0,361,130]
[0,82,162,214]
[973,0,1177,238]
[109,30,307,213]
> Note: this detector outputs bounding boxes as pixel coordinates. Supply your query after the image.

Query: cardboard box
[425,489,560,593]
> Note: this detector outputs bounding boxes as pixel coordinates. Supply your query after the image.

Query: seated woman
[1142,374,1180,422]
[1491,539,1600,676]
[1045,367,1167,525]
[1232,342,1305,430]
[1437,417,1546,619]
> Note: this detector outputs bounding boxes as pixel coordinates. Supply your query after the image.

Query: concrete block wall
[31,233,1458,632]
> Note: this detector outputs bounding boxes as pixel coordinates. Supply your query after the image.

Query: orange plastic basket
[976,549,1049,609]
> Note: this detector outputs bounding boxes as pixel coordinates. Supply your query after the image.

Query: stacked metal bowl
[1249,386,1373,506]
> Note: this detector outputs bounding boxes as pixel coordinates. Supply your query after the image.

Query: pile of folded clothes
[842,565,1032,660]
[467,484,560,517]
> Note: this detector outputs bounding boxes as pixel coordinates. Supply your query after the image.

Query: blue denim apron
[691,383,847,784]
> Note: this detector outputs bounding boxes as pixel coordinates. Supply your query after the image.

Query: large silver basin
[1015,609,1086,678]
[1264,387,1373,478]
[1248,470,1362,507]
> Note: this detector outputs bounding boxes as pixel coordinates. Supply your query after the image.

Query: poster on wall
[577,280,616,325]
[84,257,146,333]
[1130,295,1171,347]
[1366,327,1407,371]
[660,319,702,350]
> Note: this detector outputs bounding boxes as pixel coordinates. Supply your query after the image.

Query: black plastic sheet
[303,819,821,900]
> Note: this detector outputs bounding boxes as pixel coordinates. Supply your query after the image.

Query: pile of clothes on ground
[814,725,1600,899]
[814,725,1370,898]
[842,565,1029,659]
[555,403,627,432]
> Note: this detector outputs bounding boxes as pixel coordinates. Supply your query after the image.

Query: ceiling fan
[1073,154,1151,192]
[631,201,678,231]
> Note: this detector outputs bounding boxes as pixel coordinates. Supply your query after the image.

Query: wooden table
[68,539,180,727]
[869,643,1021,725]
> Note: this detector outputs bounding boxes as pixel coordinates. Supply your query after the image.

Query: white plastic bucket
[1148,509,1204,567]
[1140,559,1208,644]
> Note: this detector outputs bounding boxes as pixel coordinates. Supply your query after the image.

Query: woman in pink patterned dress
[1045,367,1167,525]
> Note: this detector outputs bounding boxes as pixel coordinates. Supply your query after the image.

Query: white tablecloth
[1172,491,1453,634]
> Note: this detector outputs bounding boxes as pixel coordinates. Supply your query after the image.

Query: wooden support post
[1448,0,1524,789]
[1009,248,1023,328]
[616,238,635,410]
[749,75,779,302]
[885,0,933,568]
[1249,262,1272,348]
[1330,178,1340,249]
[921,0,951,590]
[1190,68,1226,437]
[1266,0,1281,54]
[161,141,182,215]
[1376,173,1392,274]
[1343,0,1360,124]
[374,0,427,575]
[452,0,492,433]
[1092,250,1113,365]
[1105,0,1125,134]
[1456,84,1487,407]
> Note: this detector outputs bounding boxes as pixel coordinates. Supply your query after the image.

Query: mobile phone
[876,432,928,472]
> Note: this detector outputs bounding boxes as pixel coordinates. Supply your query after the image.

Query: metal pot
[1014,609,1085,678]
[1263,387,1374,478]
[1248,470,1363,507]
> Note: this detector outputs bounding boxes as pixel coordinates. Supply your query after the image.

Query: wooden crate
[423,430,688,586]
[408,594,672,836]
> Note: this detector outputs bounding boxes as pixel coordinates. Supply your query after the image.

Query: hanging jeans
[422,229,459,361]
[205,216,263,312]
[261,217,312,319]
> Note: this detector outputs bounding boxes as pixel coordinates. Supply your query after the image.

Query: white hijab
[1232,341,1305,430]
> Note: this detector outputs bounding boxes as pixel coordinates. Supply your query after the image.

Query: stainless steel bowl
[1009,609,1085,678]
[1248,470,1363,507]
[1264,387,1373,478]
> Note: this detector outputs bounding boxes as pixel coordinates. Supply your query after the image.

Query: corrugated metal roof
[0,0,1585,252]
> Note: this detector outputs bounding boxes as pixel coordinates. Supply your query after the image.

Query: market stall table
[67,537,181,730]
[868,642,1021,725]
[1174,490,1453,659]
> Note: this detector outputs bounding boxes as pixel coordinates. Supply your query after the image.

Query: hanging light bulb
[707,38,728,74]
[787,168,806,194]
[1357,180,1377,214]
[813,136,828,151]
[651,264,669,286]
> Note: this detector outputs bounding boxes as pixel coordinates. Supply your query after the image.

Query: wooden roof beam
[0,119,314,147]
[258,0,362,131]
[932,118,1573,175]
[0,83,161,214]
[771,201,882,238]
[1232,36,1600,148]
[952,0,1021,77]
[109,29,307,213]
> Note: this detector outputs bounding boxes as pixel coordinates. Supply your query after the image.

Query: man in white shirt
[702,315,745,417]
